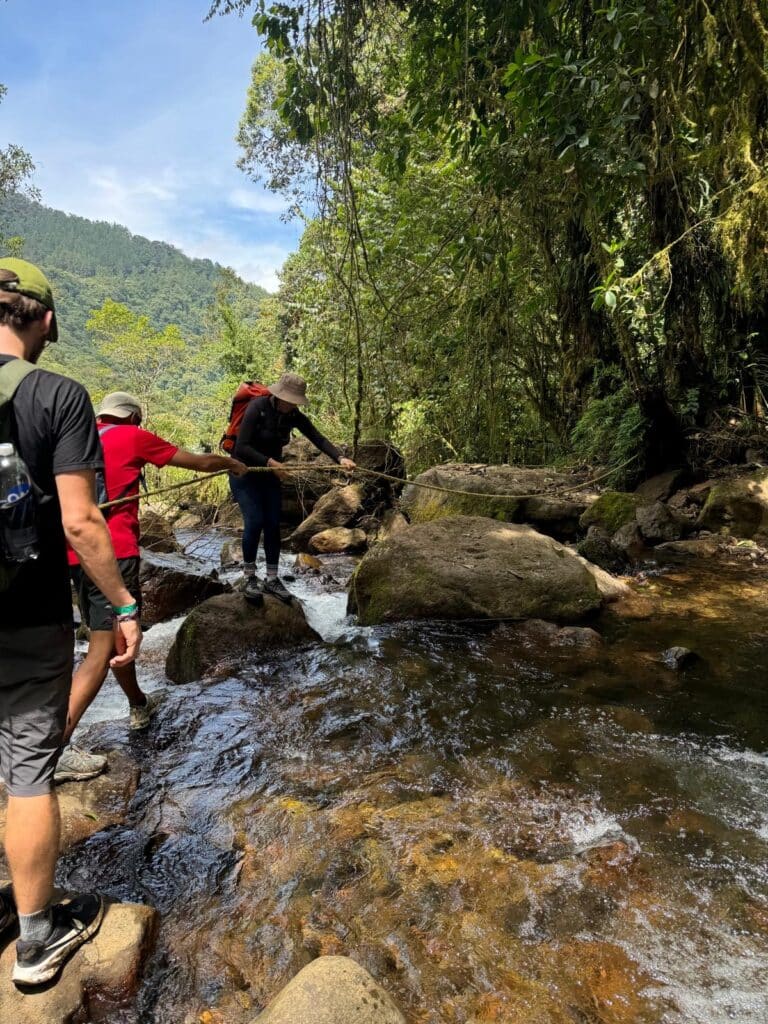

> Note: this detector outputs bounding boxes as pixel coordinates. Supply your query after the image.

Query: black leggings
[230,473,282,568]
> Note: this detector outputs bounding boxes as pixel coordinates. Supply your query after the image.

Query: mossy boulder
[166,592,320,683]
[697,470,768,540]
[348,515,603,625]
[580,491,640,535]
[402,463,575,525]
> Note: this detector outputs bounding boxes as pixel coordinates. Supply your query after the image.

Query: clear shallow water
[58,536,768,1023]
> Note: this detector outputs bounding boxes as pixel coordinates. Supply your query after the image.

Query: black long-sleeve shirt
[234,394,341,468]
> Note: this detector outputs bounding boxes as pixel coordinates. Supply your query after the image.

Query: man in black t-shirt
[0,258,142,987]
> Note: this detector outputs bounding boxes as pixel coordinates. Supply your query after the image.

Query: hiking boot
[243,575,264,607]
[0,885,17,934]
[129,692,162,732]
[12,894,104,987]
[263,577,293,604]
[54,746,107,784]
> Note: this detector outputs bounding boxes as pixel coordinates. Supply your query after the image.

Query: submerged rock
[349,516,602,625]
[0,899,158,1023]
[255,956,405,1024]
[661,646,698,671]
[140,552,231,627]
[309,526,367,554]
[166,592,321,683]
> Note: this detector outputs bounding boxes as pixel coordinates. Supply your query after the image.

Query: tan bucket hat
[96,391,143,418]
[268,372,308,407]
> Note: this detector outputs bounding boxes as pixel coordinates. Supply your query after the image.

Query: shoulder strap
[0,359,37,402]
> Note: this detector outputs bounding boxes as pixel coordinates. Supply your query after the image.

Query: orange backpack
[220,381,271,453]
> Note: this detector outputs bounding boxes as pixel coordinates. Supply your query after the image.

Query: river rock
[166,592,321,683]
[348,516,602,625]
[577,526,628,573]
[375,509,409,543]
[518,494,589,540]
[661,646,698,670]
[220,537,244,566]
[140,509,179,553]
[255,956,405,1024]
[697,469,768,540]
[0,899,158,1023]
[611,521,646,561]
[403,463,577,524]
[656,537,723,558]
[289,483,366,551]
[634,469,686,504]
[580,491,640,535]
[308,527,367,554]
[295,552,324,573]
[140,552,231,628]
[635,500,684,543]
[572,554,632,602]
[0,752,139,853]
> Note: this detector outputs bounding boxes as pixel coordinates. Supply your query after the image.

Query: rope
[97,454,638,514]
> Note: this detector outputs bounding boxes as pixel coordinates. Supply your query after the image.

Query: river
[60,535,768,1023]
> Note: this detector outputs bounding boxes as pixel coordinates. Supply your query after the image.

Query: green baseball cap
[0,257,58,342]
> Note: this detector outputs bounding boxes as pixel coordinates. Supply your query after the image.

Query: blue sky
[1,0,301,290]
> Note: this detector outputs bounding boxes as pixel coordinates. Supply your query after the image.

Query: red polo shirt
[68,422,178,565]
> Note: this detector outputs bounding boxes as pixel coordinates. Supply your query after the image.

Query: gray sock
[19,906,53,943]
[266,564,278,579]
[243,562,256,578]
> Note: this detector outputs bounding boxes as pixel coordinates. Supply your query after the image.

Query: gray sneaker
[54,745,107,783]
[263,577,293,604]
[129,692,162,731]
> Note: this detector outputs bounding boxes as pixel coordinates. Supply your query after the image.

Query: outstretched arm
[169,450,247,475]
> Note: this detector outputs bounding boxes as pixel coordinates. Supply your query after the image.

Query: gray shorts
[0,624,72,797]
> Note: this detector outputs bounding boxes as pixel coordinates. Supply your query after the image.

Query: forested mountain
[0,193,268,349]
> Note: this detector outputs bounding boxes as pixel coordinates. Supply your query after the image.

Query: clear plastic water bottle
[0,442,39,563]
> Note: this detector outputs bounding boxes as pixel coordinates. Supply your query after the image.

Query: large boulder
[140,551,230,628]
[635,501,684,543]
[518,494,590,540]
[402,463,576,524]
[255,956,405,1024]
[697,469,768,541]
[577,526,628,574]
[308,527,367,554]
[139,509,179,553]
[0,900,158,1023]
[288,483,365,551]
[348,516,603,625]
[634,469,686,504]
[166,592,321,683]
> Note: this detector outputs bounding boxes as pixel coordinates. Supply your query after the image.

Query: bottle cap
[0,443,15,457]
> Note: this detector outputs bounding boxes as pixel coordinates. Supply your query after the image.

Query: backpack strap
[0,359,37,443]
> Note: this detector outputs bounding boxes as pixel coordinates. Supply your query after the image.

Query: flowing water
[59,535,768,1023]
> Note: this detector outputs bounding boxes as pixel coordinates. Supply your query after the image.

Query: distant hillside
[0,194,268,350]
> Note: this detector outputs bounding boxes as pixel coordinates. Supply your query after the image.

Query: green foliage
[571,381,649,485]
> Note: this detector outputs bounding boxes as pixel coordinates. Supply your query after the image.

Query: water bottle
[0,442,39,563]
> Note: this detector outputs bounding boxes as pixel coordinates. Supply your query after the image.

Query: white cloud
[228,187,289,215]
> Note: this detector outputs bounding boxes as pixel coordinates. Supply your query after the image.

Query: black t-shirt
[0,356,103,627]
[234,395,341,467]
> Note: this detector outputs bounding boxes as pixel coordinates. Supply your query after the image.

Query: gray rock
[166,592,321,683]
[402,463,575,524]
[612,521,646,561]
[289,483,366,551]
[255,956,405,1024]
[220,537,244,566]
[656,538,722,557]
[634,469,686,504]
[140,551,230,627]
[661,646,698,670]
[697,470,768,540]
[349,516,602,625]
[519,494,589,540]
[635,501,683,543]
[140,509,179,553]
[576,526,628,574]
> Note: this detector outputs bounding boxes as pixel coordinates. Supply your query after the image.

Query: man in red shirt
[59,392,246,781]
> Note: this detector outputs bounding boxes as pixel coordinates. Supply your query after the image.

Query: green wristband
[112,602,138,615]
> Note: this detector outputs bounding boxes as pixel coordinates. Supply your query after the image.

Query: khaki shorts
[0,624,72,797]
